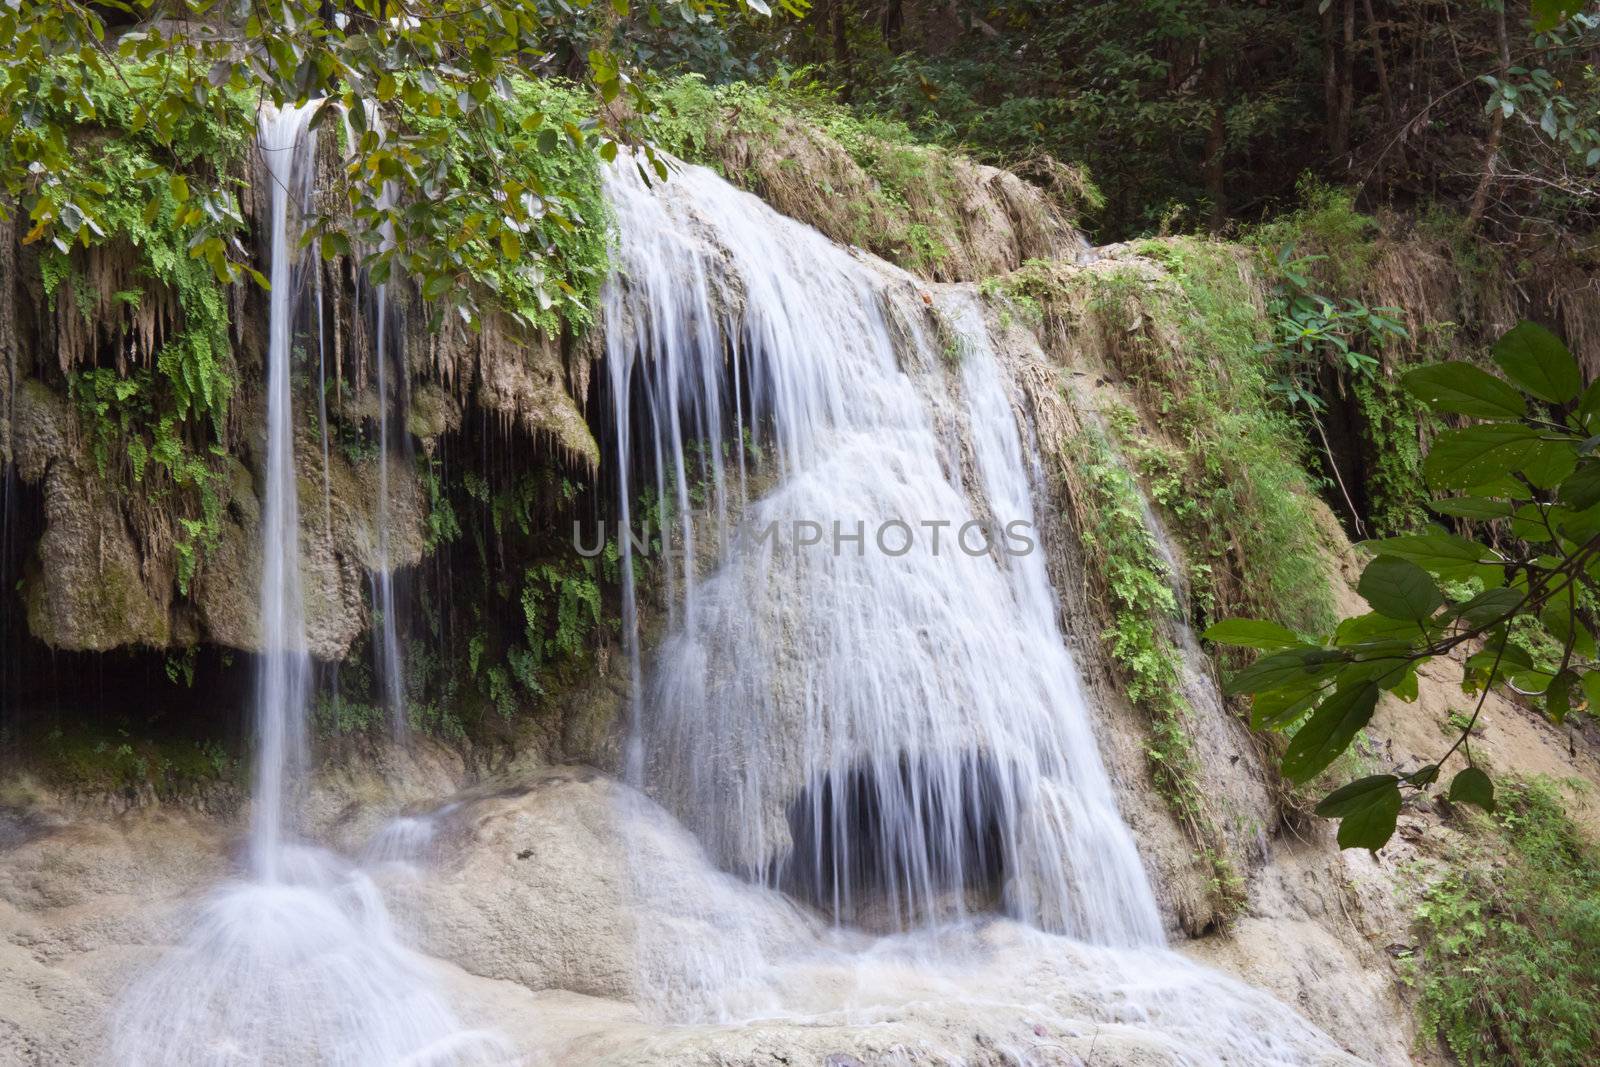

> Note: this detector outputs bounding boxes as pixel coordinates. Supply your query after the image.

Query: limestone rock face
[12,382,173,651]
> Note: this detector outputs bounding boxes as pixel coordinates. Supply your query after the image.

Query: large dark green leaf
[1281,681,1380,783]
[1428,497,1514,520]
[1559,462,1600,511]
[1423,424,1575,491]
[1316,774,1403,852]
[1315,774,1400,816]
[1546,669,1579,724]
[1224,647,1345,696]
[1453,587,1525,628]
[1334,611,1429,648]
[1492,321,1581,404]
[1358,555,1443,622]
[1448,767,1495,812]
[1201,619,1302,650]
[1360,532,1503,585]
[1402,363,1525,418]
[1578,379,1600,434]
[1249,684,1323,731]
[1335,786,1402,851]
[1541,599,1597,659]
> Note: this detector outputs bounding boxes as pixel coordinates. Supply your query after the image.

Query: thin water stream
[107,103,505,1067]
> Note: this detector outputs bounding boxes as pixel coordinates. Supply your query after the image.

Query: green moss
[36,722,240,797]
[1108,239,1336,636]
[1415,778,1600,1066]
[1072,424,1243,915]
[1353,373,1434,536]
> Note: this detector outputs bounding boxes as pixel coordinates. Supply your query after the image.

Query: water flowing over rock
[603,154,1163,943]
[2,110,1404,1067]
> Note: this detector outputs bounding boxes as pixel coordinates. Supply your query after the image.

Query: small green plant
[1258,244,1408,415]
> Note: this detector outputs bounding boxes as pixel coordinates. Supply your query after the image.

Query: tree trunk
[880,0,903,52]
[834,0,853,102]
[1333,0,1356,159]
[1362,0,1396,124]
[1203,56,1228,231]
[1466,4,1511,233]
[1323,5,1340,154]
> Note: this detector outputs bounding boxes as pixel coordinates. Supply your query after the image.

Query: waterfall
[106,104,506,1066]
[372,272,408,738]
[593,159,1365,1066]
[603,156,1162,944]
[250,102,319,880]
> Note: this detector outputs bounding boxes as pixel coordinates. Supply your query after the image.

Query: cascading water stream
[106,103,506,1067]
[604,155,1162,945]
[594,157,1364,1067]
[372,277,407,737]
[250,101,319,880]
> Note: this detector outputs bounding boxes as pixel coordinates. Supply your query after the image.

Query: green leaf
[1559,461,1600,510]
[1282,681,1380,783]
[1251,686,1320,731]
[1201,618,1302,650]
[1315,774,1403,851]
[1429,497,1514,520]
[1402,364,1525,419]
[1225,647,1346,696]
[1493,321,1580,404]
[1448,767,1495,812]
[1581,670,1600,715]
[1316,774,1400,816]
[1541,599,1597,659]
[1546,669,1579,723]
[1408,764,1440,786]
[1334,784,1402,851]
[1453,587,1525,628]
[1577,379,1600,434]
[1335,611,1428,648]
[1358,555,1443,622]
[1360,532,1503,585]
[1423,424,1574,491]
[1532,0,1587,32]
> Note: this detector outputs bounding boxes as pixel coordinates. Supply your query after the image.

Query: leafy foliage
[2,0,777,325]
[1416,777,1600,1065]
[21,63,252,588]
[1209,320,1600,851]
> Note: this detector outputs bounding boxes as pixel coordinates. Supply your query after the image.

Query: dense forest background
[609,0,1600,242]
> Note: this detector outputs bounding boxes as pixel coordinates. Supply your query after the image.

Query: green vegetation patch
[1415,778,1600,1066]
[1070,423,1242,914]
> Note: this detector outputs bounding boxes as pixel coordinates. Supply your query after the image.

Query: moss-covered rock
[23,463,172,651]
[646,77,1087,282]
